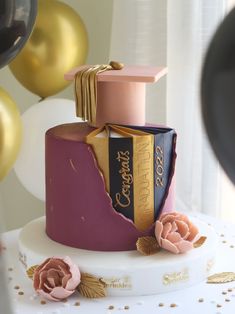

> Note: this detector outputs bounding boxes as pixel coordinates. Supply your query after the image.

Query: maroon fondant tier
[45,122,175,251]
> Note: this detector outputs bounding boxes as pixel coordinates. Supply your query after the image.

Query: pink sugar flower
[33,256,80,301]
[155,212,199,254]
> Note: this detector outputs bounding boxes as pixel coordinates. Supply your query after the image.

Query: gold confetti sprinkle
[198,298,204,302]
[124,305,130,310]
[62,299,68,303]
[40,300,46,305]
[228,288,233,292]
[222,240,227,243]
[217,304,222,308]
[14,286,20,290]
[74,301,80,306]
[18,291,24,296]
[8,268,13,272]
[225,298,230,302]
[222,291,227,295]
[170,303,177,307]
[108,305,114,310]
[220,234,225,237]
[230,245,234,248]
[158,303,164,307]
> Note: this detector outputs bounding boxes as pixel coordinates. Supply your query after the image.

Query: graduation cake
[18,63,217,300]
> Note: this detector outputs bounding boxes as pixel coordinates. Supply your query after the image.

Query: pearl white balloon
[14,98,79,201]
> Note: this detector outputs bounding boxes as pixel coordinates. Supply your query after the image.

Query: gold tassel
[74,62,124,126]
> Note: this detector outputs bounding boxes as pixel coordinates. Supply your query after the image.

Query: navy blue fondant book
[125,125,177,219]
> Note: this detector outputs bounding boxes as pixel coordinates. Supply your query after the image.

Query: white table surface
[2,212,235,314]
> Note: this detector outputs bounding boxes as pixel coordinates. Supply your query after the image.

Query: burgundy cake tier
[45,122,176,251]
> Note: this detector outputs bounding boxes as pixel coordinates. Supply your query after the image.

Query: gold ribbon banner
[74,61,124,126]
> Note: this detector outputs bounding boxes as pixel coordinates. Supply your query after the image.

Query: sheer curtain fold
[110,0,228,216]
[167,0,226,215]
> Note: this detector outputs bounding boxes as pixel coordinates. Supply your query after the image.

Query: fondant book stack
[86,124,176,231]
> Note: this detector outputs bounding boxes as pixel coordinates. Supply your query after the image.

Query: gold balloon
[9,0,88,98]
[0,88,22,180]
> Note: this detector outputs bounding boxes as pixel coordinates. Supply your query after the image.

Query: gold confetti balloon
[9,0,88,98]
[0,88,22,180]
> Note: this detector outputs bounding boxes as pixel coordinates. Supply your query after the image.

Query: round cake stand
[19,216,217,297]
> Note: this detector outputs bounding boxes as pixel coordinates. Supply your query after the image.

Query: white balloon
[14,98,79,201]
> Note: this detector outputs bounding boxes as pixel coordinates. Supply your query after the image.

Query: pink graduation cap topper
[65,63,167,127]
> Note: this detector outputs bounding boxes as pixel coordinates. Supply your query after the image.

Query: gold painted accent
[26,265,39,280]
[75,62,124,125]
[207,272,235,284]
[109,61,124,70]
[133,134,154,231]
[163,268,189,285]
[77,273,106,298]
[136,236,161,255]
[193,236,207,248]
[115,150,133,209]
[101,276,132,290]
[69,159,79,173]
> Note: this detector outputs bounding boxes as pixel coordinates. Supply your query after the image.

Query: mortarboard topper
[64,63,167,127]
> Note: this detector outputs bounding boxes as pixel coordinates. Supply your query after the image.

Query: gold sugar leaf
[207,272,235,284]
[77,273,107,298]
[136,236,161,255]
[26,265,38,280]
[193,236,207,248]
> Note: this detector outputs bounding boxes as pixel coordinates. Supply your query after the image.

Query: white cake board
[4,212,235,314]
[18,216,217,297]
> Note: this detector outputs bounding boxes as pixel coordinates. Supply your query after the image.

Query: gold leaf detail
[136,236,161,255]
[207,272,235,284]
[26,265,38,280]
[193,236,207,248]
[77,273,107,298]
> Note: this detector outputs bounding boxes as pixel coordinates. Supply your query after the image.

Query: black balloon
[201,8,235,184]
[0,0,37,68]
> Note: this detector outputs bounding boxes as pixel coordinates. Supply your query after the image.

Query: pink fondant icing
[46,123,175,251]
[96,82,145,127]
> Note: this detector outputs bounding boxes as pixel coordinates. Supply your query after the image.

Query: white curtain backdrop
[110,0,228,216]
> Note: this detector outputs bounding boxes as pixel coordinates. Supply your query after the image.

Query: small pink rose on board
[33,256,80,301]
[155,212,199,254]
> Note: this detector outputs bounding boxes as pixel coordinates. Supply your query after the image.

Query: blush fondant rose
[33,256,81,301]
[155,212,199,254]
